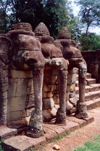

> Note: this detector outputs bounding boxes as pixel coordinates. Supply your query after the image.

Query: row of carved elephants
[0,22,88,138]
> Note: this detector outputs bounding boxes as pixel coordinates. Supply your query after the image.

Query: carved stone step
[76,90,100,101]
[76,73,92,81]
[86,98,100,110]
[75,84,100,94]
[86,73,92,79]
[86,78,96,85]
[75,78,96,87]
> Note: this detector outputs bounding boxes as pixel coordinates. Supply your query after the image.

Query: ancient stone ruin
[0,22,88,138]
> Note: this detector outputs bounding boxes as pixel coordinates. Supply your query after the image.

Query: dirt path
[37,108,100,151]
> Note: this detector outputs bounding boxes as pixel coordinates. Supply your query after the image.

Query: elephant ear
[0,36,11,64]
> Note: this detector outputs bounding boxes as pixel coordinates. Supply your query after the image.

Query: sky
[70,0,100,35]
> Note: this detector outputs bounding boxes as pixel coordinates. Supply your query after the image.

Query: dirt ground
[37,107,100,151]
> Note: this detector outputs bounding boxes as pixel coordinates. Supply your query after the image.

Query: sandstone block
[27,86,34,94]
[55,104,60,109]
[48,107,57,117]
[7,111,22,122]
[26,94,34,108]
[51,85,57,91]
[70,83,75,91]
[8,79,28,98]
[26,107,34,117]
[67,73,77,84]
[69,97,77,106]
[11,70,33,78]
[42,110,51,121]
[8,96,26,112]
[69,91,75,98]
[47,92,53,98]
[21,110,26,118]
[66,100,73,111]
[43,98,54,109]
[28,78,33,87]
[66,92,70,101]
[43,84,51,92]
[43,92,48,98]
[68,68,78,74]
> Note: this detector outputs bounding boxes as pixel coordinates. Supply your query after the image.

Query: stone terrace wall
[42,65,77,121]
[82,50,100,82]
[7,65,78,123]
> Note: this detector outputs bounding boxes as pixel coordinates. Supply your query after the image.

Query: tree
[79,33,100,50]
[75,0,100,36]
[0,0,11,33]
[6,0,72,38]
[0,0,80,39]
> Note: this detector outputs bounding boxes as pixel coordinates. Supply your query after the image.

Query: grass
[73,134,100,151]
[29,132,71,151]
[0,141,4,151]
[52,131,71,143]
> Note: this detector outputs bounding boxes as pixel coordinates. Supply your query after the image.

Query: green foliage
[0,141,4,151]
[52,131,71,142]
[0,0,11,33]
[75,0,100,35]
[73,134,100,151]
[79,33,100,51]
[0,0,80,39]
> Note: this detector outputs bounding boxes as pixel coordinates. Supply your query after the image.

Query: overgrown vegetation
[52,131,71,143]
[73,134,100,151]
[0,141,4,151]
[0,0,100,50]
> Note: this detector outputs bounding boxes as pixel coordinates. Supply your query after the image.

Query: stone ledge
[0,126,17,140]
[1,115,94,151]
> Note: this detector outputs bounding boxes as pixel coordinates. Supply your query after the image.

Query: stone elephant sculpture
[54,27,88,119]
[7,23,45,138]
[0,35,12,125]
[34,22,68,125]
[5,22,69,138]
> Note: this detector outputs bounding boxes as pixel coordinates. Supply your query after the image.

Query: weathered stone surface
[10,70,33,78]
[3,135,46,151]
[53,94,59,104]
[7,111,22,122]
[8,96,26,112]
[69,97,77,106]
[43,125,57,141]
[44,70,57,85]
[27,86,34,94]
[48,107,57,117]
[61,119,79,132]
[58,27,71,39]
[67,73,77,85]
[47,92,53,98]
[42,110,51,121]
[0,126,17,139]
[43,92,48,98]
[26,107,34,117]
[55,104,60,110]
[43,84,51,92]
[21,110,26,118]
[70,83,75,91]
[11,22,33,31]
[8,79,28,98]
[43,98,54,109]
[26,94,34,108]
[51,85,57,91]
[44,123,66,135]
[66,101,73,111]
[34,22,50,36]
[69,91,75,98]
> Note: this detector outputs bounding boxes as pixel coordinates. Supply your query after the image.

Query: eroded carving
[54,27,88,119]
